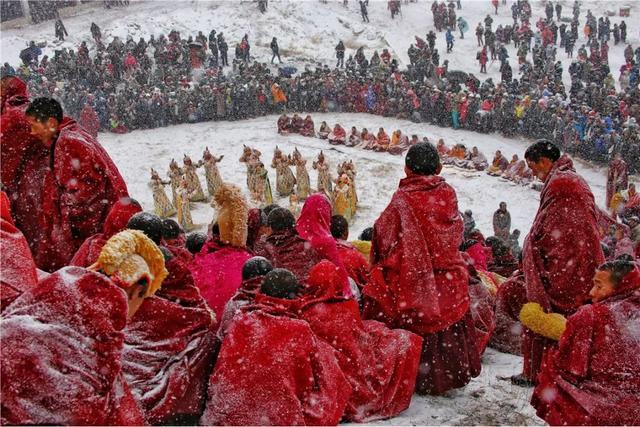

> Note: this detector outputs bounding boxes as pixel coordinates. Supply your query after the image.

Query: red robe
[0,267,144,425]
[522,155,605,381]
[299,261,423,422]
[0,191,38,312]
[79,104,100,139]
[606,157,628,208]
[488,271,527,355]
[70,198,142,267]
[253,229,324,281]
[363,173,479,395]
[300,117,315,136]
[200,294,351,425]
[337,240,369,288]
[277,116,291,134]
[328,125,346,145]
[122,258,217,425]
[290,115,304,133]
[0,77,39,195]
[531,270,640,425]
[11,117,129,272]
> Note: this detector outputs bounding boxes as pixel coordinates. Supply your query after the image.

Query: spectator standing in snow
[492,201,511,241]
[336,40,345,67]
[54,16,68,42]
[445,28,454,53]
[270,37,282,64]
[360,0,369,23]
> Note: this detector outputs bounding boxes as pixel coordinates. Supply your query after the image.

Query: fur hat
[93,229,168,297]
[214,183,249,247]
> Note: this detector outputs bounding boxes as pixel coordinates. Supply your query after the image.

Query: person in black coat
[270,37,281,64]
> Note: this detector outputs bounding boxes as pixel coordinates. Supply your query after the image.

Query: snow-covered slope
[2,0,638,90]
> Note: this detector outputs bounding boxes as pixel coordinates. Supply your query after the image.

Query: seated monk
[346,126,361,147]
[122,248,218,425]
[374,127,391,151]
[444,143,467,165]
[253,207,324,281]
[1,230,168,425]
[200,269,351,425]
[363,143,480,395]
[529,258,640,425]
[388,130,411,155]
[487,150,510,175]
[328,123,347,145]
[190,183,252,320]
[299,115,315,137]
[70,197,143,266]
[436,138,449,157]
[460,146,488,171]
[218,256,274,337]
[318,121,331,139]
[330,214,369,289]
[485,236,519,278]
[501,154,520,179]
[0,191,38,311]
[488,270,526,355]
[299,261,423,422]
[290,113,304,133]
[358,127,377,150]
[277,114,291,134]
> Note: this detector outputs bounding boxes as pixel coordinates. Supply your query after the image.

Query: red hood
[102,198,142,238]
[1,77,28,112]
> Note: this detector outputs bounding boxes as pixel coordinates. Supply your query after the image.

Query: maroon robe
[522,155,605,381]
[299,261,422,422]
[11,117,129,272]
[363,173,480,395]
[0,267,144,425]
[0,191,38,312]
[488,271,527,355]
[300,117,315,136]
[531,269,640,425]
[200,293,351,425]
[253,228,324,281]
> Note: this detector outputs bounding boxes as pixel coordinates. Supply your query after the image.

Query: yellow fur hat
[93,229,168,297]
[519,302,567,341]
[214,182,249,247]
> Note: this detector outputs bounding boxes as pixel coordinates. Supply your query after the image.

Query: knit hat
[92,229,168,297]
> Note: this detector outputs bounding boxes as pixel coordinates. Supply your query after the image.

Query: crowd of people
[1,0,640,424]
[0,0,638,173]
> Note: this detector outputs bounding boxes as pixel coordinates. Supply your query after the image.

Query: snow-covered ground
[2,1,634,424]
[100,112,608,239]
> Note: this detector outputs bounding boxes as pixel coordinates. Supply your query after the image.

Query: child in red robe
[529,258,640,425]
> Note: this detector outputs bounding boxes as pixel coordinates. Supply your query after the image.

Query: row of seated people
[486,149,536,185]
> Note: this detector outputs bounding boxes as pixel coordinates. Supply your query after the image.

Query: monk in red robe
[519,140,604,384]
[10,97,128,272]
[253,207,324,281]
[277,114,291,134]
[0,191,38,312]
[363,142,480,395]
[1,230,167,425]
[605,153,628,210]
[374,127,391,151]
[200,269,351,425]
[70,197,142,266]
[328,123,346,145]
[299,115,315,137]
[530,259,640,425]
[489,270,527,355]
[290,113,304,133]
[1,76,39,196]
[299,261,423,422]
[330,214,369,289]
